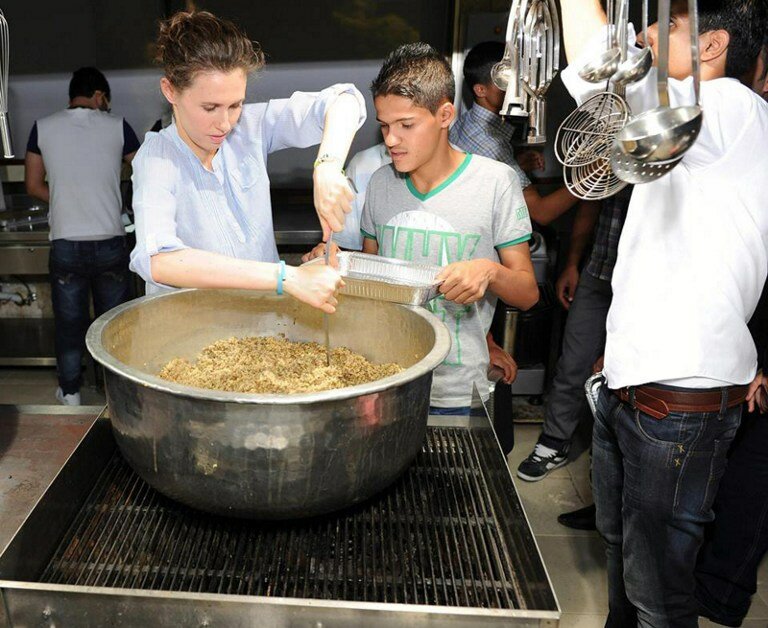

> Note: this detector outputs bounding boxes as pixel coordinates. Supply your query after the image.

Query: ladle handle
[688,0,701,106]
[657,0,671,108]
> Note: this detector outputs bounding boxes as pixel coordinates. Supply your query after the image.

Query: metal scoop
[578,0,621,83]
[615,0,702,163]
[323,232,332,366]
[611,0,653,87]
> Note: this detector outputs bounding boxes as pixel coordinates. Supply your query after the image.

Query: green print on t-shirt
[427,296,472,366]
[376,223,480,368]
[376,225,481,264]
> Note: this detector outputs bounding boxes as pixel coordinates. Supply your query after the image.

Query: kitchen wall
[8,60,386,187]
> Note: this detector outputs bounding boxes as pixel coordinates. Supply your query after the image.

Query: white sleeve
[258,84,366,158]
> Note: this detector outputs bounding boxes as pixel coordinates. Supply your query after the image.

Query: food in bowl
[158,335,403,394]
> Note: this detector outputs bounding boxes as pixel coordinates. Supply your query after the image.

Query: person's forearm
[561,0,607,62]
[524,185,579,226]
[565,201,600,267]
[26,181,49,204]
[150,248,285,291]
[316,92,361,165]
[488,262,539,310]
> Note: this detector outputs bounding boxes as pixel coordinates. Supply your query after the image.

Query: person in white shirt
[129,10,366,312]
[558,0,768,625]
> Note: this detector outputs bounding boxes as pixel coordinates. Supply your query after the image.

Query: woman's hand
[301,241,341,267]
[285,264,343,314]
[313,163,354,240]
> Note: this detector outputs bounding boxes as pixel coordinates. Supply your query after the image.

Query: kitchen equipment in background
[0,9,12,158]
[308,251,443,306]
[86,289,451,520]
[615,0,701,169]
[495,0,561,144]
[490,232,551,398]
[0,405,560,626]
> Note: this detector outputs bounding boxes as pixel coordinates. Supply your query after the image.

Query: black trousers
[695,406,768,626]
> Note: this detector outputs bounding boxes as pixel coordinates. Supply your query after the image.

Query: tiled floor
[1,367,767,626]
[509,422,768,627]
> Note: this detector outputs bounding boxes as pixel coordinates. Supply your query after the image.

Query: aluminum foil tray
[309,252,442,306]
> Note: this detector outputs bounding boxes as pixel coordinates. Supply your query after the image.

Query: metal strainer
[555,0,630,169]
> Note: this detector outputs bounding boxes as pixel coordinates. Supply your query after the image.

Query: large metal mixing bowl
[86,289,451,519]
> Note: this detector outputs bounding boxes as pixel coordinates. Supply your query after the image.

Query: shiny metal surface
[0,403,560,627]
[615,0,702,163]
[86,289,451,519]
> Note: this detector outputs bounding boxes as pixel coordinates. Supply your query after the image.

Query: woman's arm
[313,92,364,239]
[150,249,343,313]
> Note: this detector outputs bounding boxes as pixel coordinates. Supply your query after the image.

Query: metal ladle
[611,0,653,86]
[615,0,702,163]
[578,0,621,83]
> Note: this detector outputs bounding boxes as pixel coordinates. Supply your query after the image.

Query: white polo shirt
[562,25,768,389]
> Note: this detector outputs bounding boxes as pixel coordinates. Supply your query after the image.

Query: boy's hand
[487,333,517,384]
[301,241,341,268]
[437,259,495,304]
[746,370,768,413]
[313,163,354,240]
[516,149,545,173]
[556,264,580,310]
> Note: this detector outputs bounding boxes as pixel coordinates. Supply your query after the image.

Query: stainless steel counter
[0,405,103,550]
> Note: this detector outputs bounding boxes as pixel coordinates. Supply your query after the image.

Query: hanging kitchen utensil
[578,0,621,83]
[494,0,529,119]
[615,0,702,164]
[612,0,653,86]
[520,0,560,144]
[609,142,682,183]
[555,0,630,168]
[0,10,12,158]
[562,0,630,199]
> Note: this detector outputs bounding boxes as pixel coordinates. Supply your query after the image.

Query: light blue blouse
[129,84,366,293]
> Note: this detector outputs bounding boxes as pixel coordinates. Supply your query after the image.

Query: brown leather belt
[612,384,749,420]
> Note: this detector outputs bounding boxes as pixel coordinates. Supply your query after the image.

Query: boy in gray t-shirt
[360,43,538,410]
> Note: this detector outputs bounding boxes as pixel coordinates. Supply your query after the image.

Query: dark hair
[370,42,455,113]
[155,11,265,90]
[463,41,505,90]
[674,0,768,79]
[69,67,110,101]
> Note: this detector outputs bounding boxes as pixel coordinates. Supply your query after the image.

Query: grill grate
[40,427,545,610]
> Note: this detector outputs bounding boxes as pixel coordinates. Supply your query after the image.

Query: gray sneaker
[517,443,568,481]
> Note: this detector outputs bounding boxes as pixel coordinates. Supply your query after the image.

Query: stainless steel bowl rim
[86,289,452,406]
[616,104,702,142]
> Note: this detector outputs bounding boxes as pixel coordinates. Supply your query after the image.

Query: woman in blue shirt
[130,10,366,313]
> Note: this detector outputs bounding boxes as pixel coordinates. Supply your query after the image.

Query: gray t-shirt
[360,153,531,407]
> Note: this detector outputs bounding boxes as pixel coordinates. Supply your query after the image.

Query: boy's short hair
[463,41,505,91]
[69,67,110,101]
[371,42,455,113]
[678,0,768,79]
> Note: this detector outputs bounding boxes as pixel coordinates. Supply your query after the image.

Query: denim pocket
[633,409,707,448]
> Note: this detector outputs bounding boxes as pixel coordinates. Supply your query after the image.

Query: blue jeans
[695,406,768,626]
[593,385,741,627]
[49,237,133,394]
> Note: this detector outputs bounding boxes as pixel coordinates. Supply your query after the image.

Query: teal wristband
[276,261,286,295]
